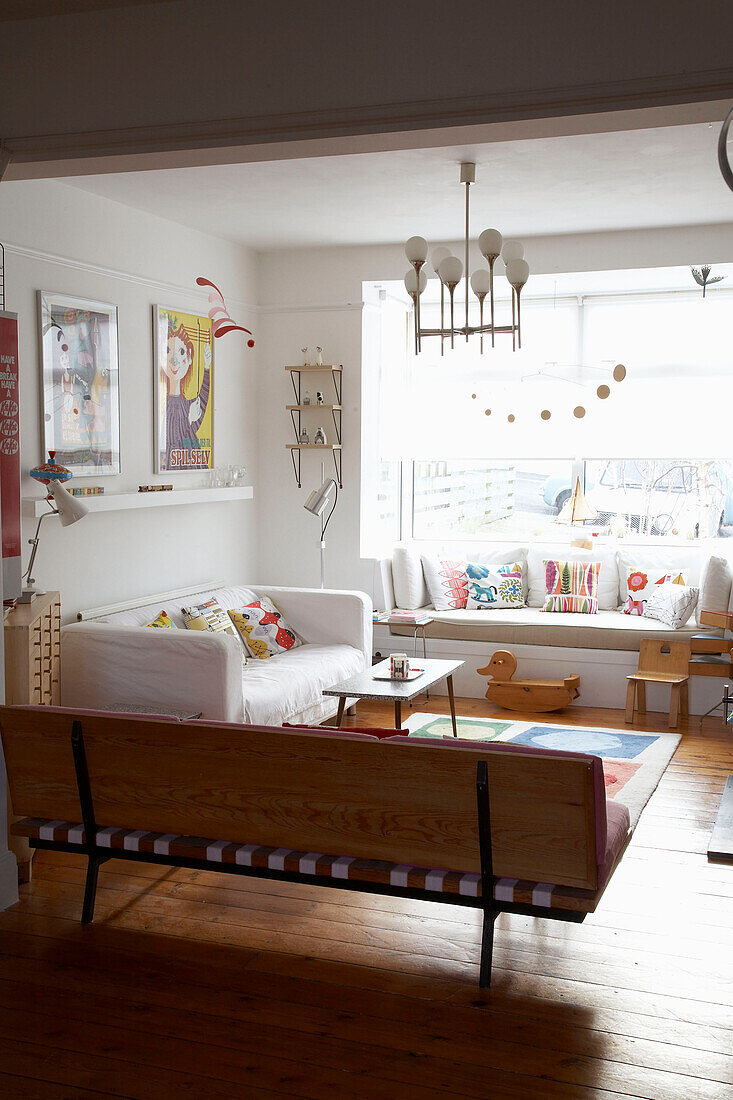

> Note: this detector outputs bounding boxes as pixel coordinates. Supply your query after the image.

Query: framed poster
[153,305,213,473]
[0,311,21,598]
[38,291,120,475]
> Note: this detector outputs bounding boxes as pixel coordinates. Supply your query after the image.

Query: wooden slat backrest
[1,708,600,890]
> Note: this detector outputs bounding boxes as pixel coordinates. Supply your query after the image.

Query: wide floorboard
[0,698,731,1099]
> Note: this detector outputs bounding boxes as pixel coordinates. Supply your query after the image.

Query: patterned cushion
[542,559,601,614]
[12,817,607,914]
[228,597,300,659]
[465,561,525,611]
[623,567,687,616]
[643,583,699,628]
[181,597,237,636]
[421,556,469,610]
[145,610,177,629]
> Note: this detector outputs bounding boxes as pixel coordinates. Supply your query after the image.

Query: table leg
[447,675,457,738]
[335,697,346,727]
[394,699,402,728]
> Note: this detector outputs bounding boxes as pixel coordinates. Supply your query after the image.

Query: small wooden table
[323,657,464,735]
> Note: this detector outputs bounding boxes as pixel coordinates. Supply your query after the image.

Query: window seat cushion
[388,607,700,651]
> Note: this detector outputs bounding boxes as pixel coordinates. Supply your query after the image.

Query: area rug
[402,713,681,828]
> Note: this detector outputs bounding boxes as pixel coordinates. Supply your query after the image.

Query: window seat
[387,607,701,651]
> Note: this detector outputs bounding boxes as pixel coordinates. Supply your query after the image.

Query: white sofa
[62,583,372,726]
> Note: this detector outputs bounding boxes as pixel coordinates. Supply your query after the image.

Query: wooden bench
[0,705,630,987]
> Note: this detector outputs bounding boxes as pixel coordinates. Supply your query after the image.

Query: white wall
[0,180,260,619]
[259,221,733,601]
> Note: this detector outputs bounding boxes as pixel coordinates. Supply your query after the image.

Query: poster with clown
[154,305,214,473]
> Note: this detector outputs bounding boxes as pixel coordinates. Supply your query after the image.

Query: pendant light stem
[464,177,470,340]
[489,256,496,348]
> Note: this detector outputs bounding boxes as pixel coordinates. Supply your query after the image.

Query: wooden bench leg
[625,680,636,724]
[478,907,496,988]
[669,683,681,730]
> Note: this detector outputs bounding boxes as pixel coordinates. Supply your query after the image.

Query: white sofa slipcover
[62,584,372,726]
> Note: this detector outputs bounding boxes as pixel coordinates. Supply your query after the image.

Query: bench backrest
[1,706,601,890]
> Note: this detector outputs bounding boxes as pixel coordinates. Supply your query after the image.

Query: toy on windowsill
[477,650,580,712]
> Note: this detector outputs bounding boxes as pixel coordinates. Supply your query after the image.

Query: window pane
[585,458,732,538]
[411,458,575,541]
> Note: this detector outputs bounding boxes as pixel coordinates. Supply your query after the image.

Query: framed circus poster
[153,305,214,473]
[38,291,120,475]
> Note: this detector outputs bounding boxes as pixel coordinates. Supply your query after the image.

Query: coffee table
[323,657,465,735]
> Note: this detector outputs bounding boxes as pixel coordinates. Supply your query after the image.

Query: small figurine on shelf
[314,426,327,445]
[301,347,309,367]
[303,389,311,405]
[315,346,324,366]
[299,427,310,445]
[316,390,324,405]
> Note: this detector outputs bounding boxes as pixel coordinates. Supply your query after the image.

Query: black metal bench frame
[25,720,585,987]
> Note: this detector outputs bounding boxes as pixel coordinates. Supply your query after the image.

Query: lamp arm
[23,502,58,583]
[320,483,338,540]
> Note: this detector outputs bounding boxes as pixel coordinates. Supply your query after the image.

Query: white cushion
[644,584,699,629]
[392,545,429,610]
[240,642,364,725]
[527,544,619,610]
[697,555,732,626]
[98,586,258,628]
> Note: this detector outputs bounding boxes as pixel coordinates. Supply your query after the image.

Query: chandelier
[404,162,529,355]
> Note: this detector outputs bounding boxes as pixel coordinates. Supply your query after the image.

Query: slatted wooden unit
[0,697,731,1099]
[1,708,600,888]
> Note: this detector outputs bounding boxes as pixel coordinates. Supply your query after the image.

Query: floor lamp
[304,467,338,589]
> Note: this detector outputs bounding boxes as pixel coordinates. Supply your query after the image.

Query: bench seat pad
[13,808,630,915]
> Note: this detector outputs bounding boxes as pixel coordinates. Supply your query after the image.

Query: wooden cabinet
[4,591,61,881]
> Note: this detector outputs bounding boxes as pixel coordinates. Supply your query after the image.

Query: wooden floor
[1,698,732,1099]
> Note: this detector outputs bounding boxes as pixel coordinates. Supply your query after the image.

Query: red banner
[0,312,21,597]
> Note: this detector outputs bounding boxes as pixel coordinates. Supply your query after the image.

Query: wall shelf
[23,485,253,518]
[285,363,343,488]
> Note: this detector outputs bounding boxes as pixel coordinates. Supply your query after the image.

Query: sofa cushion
[388,606,699,651]
[617,548,703,614]
[644,584,699,629]
[542,559,600,615]
[239,642,364,725]
[229,597,301,659]
[527,545,619,610]
[697,554,733,628]
[392,545,429,610]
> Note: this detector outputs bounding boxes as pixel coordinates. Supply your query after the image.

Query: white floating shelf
[23,485,253,518]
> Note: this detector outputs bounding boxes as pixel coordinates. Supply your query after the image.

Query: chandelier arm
[479,295,484,355]
[719,106,733,193]
[516,287,522,350]
[511,290,516,352]
[489,256,496,348]
[440,280,445,357]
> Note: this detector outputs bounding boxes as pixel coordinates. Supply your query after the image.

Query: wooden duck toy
[477,650,580,712]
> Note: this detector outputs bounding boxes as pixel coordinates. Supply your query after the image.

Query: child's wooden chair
[625,639,690,729]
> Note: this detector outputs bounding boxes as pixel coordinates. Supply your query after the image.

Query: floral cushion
[623,568,686,616]
[466,561,525,610]
[228,597,301,660]
[542,559,600,614]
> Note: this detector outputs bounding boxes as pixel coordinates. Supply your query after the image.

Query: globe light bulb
[470,269,492,295]
[502,240,524,263]
[505,258,529,288]
[404,268,427,295]
[438,256,463,285]
[431,246,452,277]
[478,229,502,259]
[405,236,429,263]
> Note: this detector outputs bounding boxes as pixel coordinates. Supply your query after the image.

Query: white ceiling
[62,122,733,251]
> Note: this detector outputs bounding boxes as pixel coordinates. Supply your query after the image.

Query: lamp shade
[431,246,452,276]
[502,240,524,263]
[478,228,502,259]
[438,256,463,285]
[505,258,529,289]
[405,236,429,263]
[48,481,89,527]
[304,477,337,518]
[403,268,427,296]
[470,269,492,296]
